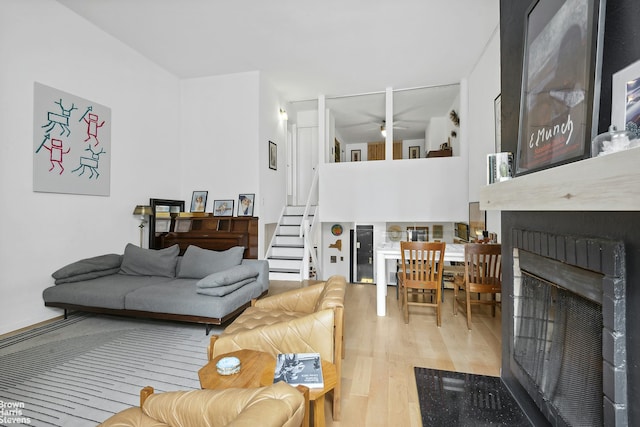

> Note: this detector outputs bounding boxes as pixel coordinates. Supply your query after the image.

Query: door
[355,225,374,283]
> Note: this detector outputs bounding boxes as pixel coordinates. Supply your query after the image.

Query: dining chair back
[453,243,502,329]
[398,241,446,325]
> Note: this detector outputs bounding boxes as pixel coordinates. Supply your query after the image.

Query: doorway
[355,225,374,283]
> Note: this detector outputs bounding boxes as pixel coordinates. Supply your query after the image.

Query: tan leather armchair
[99,382,309,427]
[208,275,346,420]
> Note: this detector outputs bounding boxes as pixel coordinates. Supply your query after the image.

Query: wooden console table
[426,147,453,157]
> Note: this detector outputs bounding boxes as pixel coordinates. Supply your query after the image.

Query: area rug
[0,314,222,426]
[414,367,529,426]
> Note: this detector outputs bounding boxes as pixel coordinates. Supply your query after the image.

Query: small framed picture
[237,193,255,217]
[213,199,234,217]
[190,191,208,212]
[351,149,361,162]
[612,59,640,139]
[269,141,277,170]
[409,146,420,159]
[433,225,444,240]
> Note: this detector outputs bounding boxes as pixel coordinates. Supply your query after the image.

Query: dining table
[375,242,465,316]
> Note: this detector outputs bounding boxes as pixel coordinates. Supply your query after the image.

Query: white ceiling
[56,0,499,143]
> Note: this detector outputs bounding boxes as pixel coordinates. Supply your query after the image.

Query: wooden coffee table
[260,359,337,427]
[198,349,275,389]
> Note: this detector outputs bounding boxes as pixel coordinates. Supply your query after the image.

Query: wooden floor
[270,280,502,427]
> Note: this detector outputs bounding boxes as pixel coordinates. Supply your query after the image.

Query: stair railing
[300,168,321,279]
[265,205,287,259]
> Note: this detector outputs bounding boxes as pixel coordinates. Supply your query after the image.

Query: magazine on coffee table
[273,352,324,388]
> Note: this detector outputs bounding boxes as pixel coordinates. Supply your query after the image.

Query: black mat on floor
[414,367,529,426]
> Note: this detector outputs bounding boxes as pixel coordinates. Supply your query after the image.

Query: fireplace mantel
[480,146,640,211]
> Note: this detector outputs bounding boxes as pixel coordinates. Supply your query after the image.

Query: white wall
[318,157,469,223]
[259,75,288,252]
[427,116,449,151]
[466,27,501,239]
[180,72,260,214]
[0,0,182,334]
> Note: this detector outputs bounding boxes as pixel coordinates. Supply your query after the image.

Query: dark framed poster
[516,0,605,176]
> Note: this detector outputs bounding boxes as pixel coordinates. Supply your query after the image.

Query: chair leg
[465,288,472,330]
[453,280,457,315]
[403,287,409,324]
[436,288,441,327]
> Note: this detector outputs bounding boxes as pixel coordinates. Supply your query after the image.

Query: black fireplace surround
[499,2,640,425]
[505,226,626,426]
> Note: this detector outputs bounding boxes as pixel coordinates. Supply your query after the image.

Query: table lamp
[133,205,153,247]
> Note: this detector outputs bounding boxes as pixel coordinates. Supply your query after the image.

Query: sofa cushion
[43,275,173,310]
[54,268,121,284]
[52,254,123,284]
[196,278,255,297]
[196,264,259,288]
[119,243,179,277]
[124,278,263,318]
[177,245,244,279]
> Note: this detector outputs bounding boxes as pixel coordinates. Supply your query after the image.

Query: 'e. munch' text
[529,113,574,148]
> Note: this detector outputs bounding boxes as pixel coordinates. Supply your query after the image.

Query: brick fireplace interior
[498,2,640,426]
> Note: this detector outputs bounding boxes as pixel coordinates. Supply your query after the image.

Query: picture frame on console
[612,59,640,140]
[237,193,255,217]
[515,0,605,176]
[190,191,208,212]
[213,199,234,217]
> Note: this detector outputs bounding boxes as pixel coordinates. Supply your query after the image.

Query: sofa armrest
[253,282,324,313]
[241,259,269,294]
[212,308,335,362]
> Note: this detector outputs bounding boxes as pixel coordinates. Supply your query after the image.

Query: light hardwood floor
[270,280,502,427]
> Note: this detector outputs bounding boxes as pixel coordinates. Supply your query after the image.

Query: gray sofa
[43,244,269,332]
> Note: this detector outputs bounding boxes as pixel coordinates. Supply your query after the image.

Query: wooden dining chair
[453,243,502,330]
[398,241,446,326]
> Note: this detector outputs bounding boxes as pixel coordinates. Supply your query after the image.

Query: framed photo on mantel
[515,0,605,176]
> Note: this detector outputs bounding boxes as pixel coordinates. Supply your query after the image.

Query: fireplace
[509,230,626,426]
[494,2,640,425]
[496,212,638,427]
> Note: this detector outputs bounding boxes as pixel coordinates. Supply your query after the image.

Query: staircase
[266,205,315,281]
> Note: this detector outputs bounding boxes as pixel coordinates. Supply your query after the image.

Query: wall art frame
[269,141,277,170]
[409,146,420,159]
[494,93,502,152]
[213,199,234,217]
[33,82,112,196]
[612,59,640,139]
[190,191,208,212]
[516,0,605,176]
[237,193,255,217]
[351,149,361,162]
